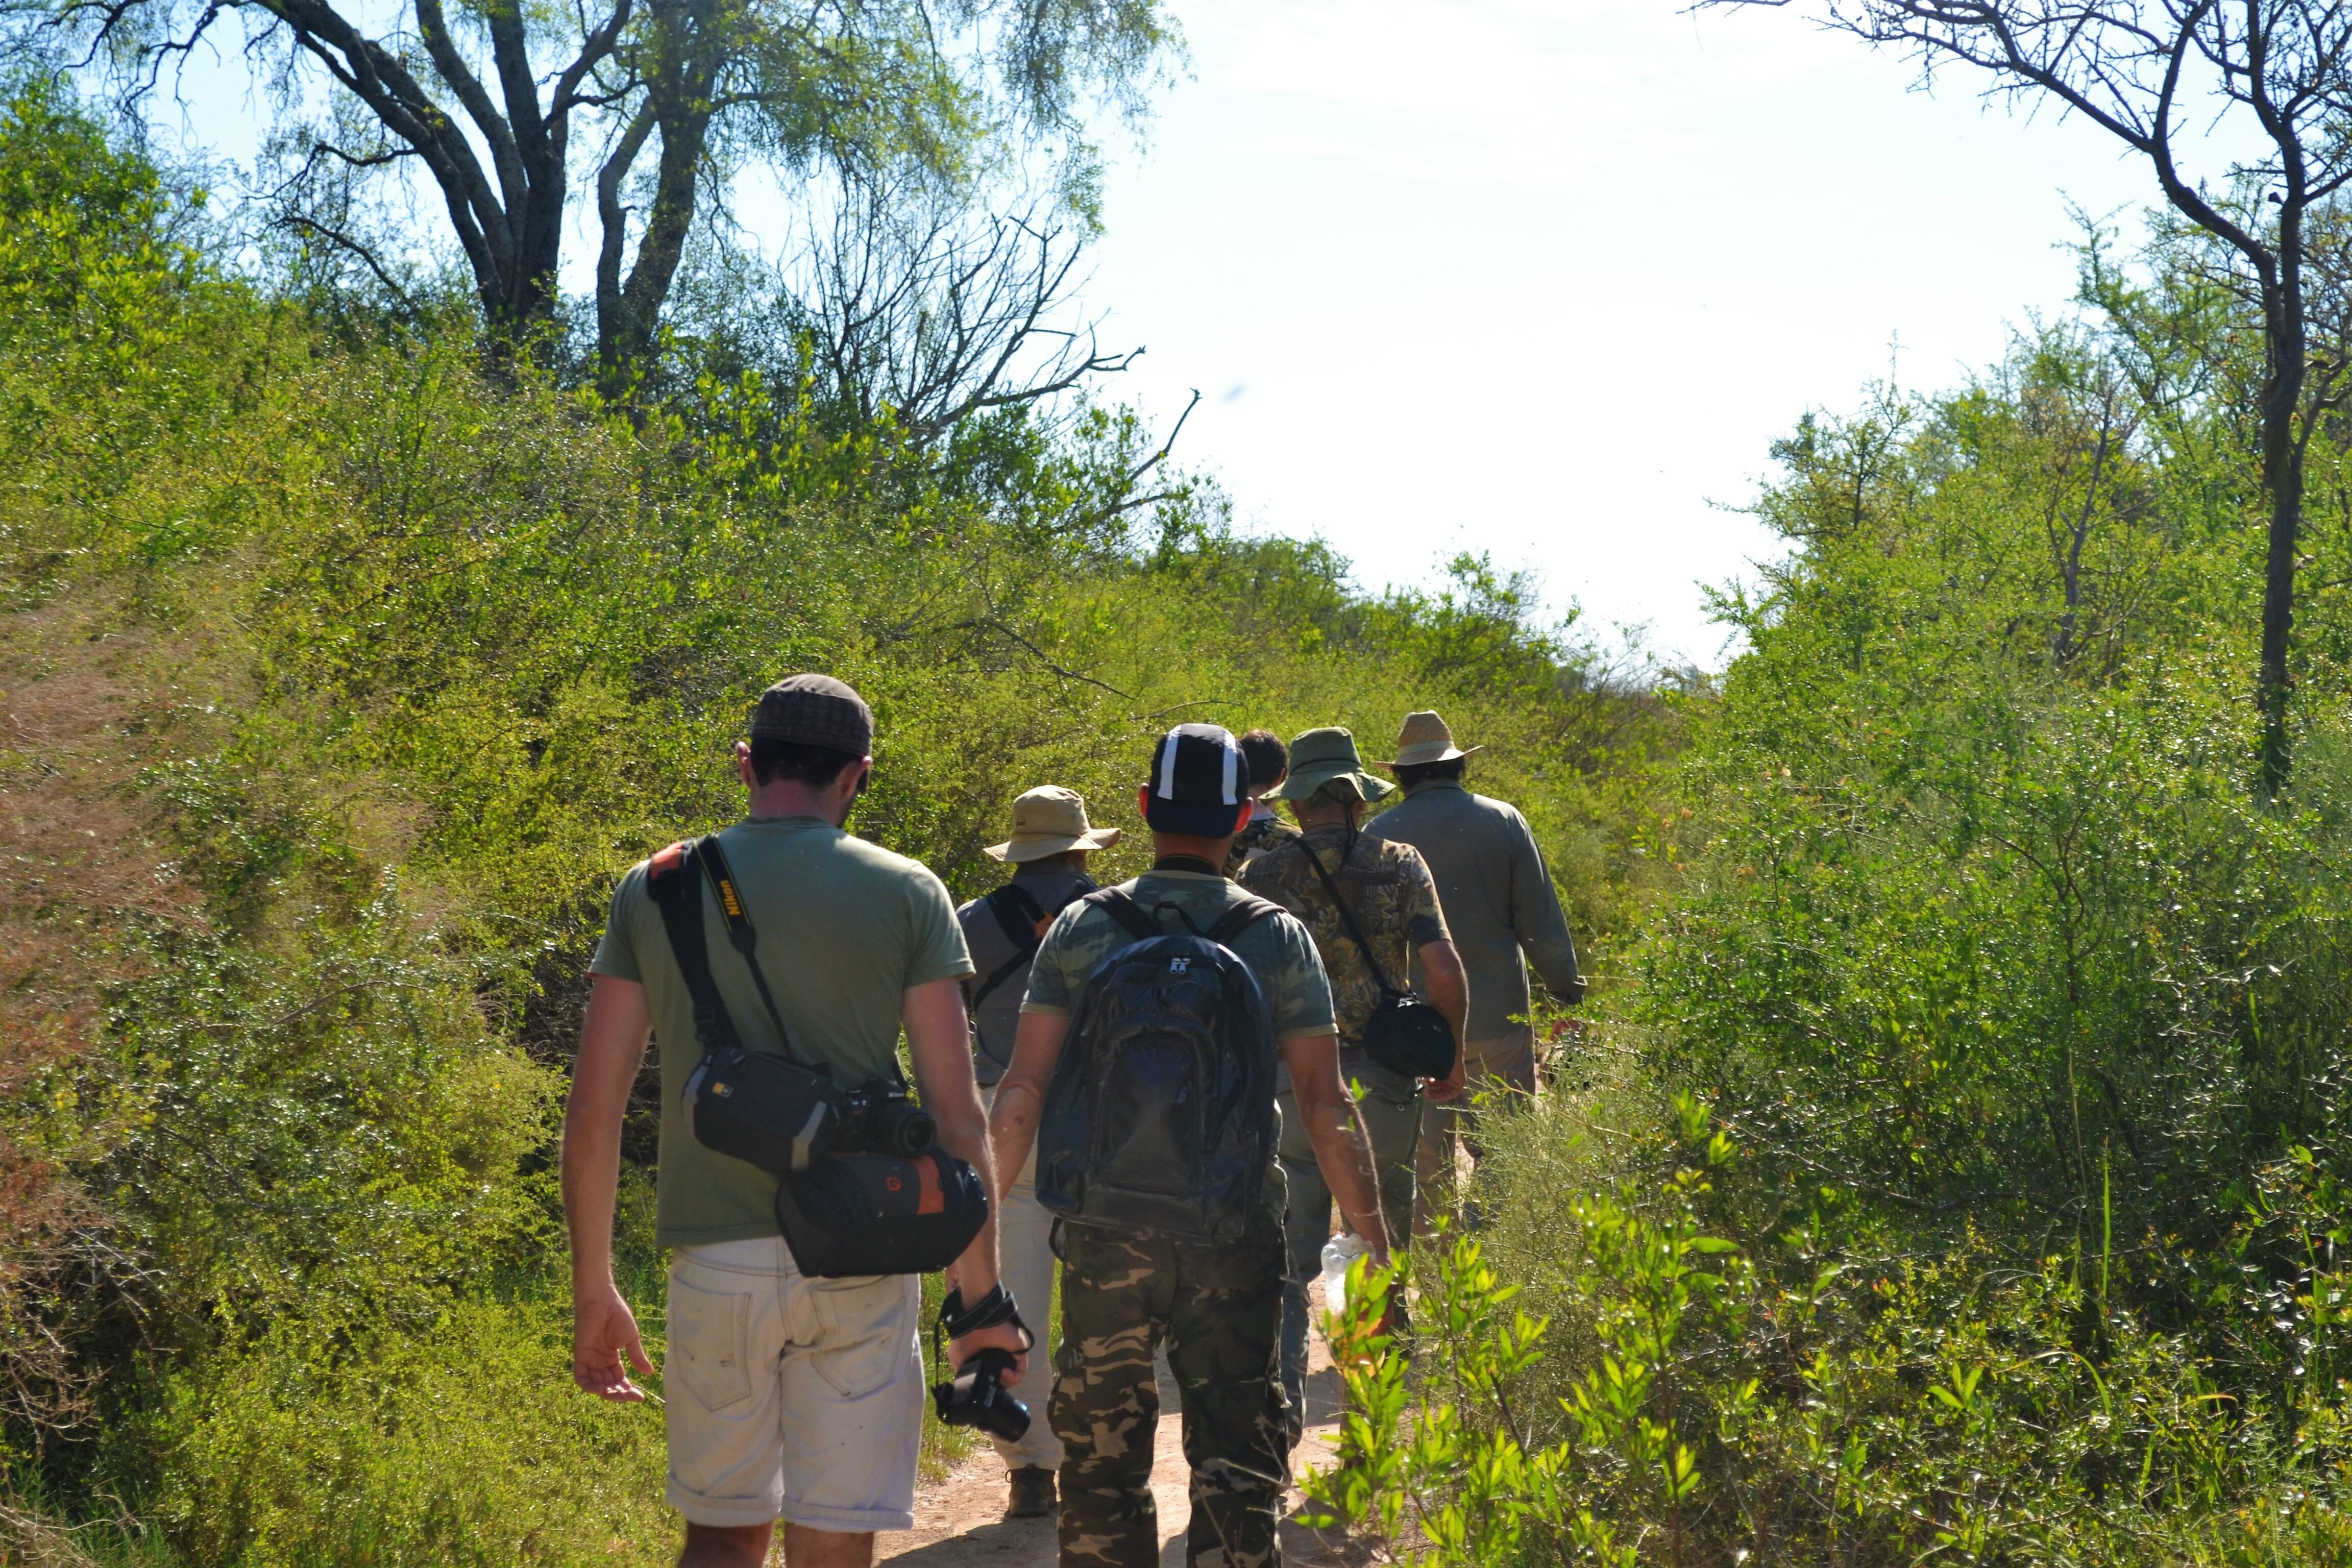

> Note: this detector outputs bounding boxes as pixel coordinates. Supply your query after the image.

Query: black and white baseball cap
[1142,723,1253,837]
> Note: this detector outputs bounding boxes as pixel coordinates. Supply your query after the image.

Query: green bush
[0,83,1653,1557]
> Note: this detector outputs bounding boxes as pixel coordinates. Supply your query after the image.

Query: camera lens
[879,1103,936,1156]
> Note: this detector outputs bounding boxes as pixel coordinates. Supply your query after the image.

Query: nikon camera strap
[646,835,809,1069]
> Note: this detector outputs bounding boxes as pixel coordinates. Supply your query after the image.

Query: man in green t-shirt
[564,674,1025,1568]
[988,723,1393,1568]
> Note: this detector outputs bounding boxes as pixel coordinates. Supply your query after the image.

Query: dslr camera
[933,1347,1030,1441]
[837,1078,936,1157]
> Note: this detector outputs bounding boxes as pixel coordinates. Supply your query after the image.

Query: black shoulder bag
[1294,832,1459,1081]
[647,836,990,1277]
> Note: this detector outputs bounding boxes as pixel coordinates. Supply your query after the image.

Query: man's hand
[564,975,653,1402]
[574,1281,655,1402]
[947,1321,1032,1390]
[1425,1050,1467,1104]
[1418,939,1469,1104]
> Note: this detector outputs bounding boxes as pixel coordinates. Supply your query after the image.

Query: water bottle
[1319,1232,1369,1317]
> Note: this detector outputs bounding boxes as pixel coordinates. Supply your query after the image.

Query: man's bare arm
[563,974,656,1402]
[1280,1031,1392,1265]
[988,1010,1072,1204]
[1418,938,1471,1104]
[903,976,1029,1383]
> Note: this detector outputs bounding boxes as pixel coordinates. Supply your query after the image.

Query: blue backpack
[1035,889,1283,1243]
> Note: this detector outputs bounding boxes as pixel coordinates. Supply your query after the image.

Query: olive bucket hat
[985,785,1123,862]
[1278,726,1395,803]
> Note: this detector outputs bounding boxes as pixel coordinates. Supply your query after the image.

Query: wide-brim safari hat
[985,785,1123,862]
[1383,710,1483,768]
[1278,727,1395,803]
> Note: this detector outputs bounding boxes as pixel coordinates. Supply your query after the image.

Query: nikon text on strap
[696,835,811,1066]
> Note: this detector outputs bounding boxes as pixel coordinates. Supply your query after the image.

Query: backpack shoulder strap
[989,882,1049,947]
[1205,894,1285,946]
[646,840,742,1063]
[967,883,1056,1012]
[1086,888,1162,943]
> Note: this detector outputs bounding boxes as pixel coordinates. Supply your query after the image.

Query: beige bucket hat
[985,785,1123,862]
[1384,710,1483,768]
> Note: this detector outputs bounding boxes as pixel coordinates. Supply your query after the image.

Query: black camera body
[933,1347,1030,1442]
[838,1077,936,1157]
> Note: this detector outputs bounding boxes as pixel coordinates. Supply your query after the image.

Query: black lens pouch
[683,1048,846,1173]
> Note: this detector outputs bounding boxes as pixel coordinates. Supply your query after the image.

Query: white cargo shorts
[664,1236,924,1531]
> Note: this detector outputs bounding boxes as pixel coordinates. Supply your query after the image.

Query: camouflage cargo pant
[1052,1220,1289,1568]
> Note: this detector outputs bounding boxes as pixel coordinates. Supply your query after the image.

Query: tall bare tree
[1719,0,2352,794]
[21,0,1172,386]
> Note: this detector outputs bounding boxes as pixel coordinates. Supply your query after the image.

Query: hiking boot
[1006,1465,1057,1519]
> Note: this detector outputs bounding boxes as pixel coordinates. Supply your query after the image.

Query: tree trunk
[2258,236,2308,801]
[595,0,722,396]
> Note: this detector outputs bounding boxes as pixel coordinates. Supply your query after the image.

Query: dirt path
[880,1283,1364,1567]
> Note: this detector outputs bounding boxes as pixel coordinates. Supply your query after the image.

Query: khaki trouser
[664,1238,924,1530]
[1414,1025,1538,1235]
[979,1084,1063,1472]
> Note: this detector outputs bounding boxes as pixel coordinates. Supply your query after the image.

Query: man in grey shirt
[1364,710,1584,1232]
[955,785,1118,1520]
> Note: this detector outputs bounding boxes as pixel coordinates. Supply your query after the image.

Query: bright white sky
[157,0,2180,665]
[1070,0,2161,665]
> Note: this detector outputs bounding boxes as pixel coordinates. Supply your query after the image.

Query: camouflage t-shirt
[1239,824,1449,1048]
[1224,808,1296,877]
[1021,868,1336,1041]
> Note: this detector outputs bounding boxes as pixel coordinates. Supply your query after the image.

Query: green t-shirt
[1021,868,1337,1041]
[592,816,973,1247]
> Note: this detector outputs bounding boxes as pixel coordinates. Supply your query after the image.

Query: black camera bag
[647,835,987,1277]
[1294,831,1459,1082]
[776,1147,990,1278]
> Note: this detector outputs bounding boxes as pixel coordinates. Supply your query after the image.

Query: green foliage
[1381,205,2352,1564]
[0,88,1652,1559]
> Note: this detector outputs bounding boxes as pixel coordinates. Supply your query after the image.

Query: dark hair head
[750,738,862,789]
[1392,756,1467,791]
[1017,848,1093,873]
[1237,728,1288,795]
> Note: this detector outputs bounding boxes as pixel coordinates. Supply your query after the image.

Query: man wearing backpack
[956,785,1121,1520]
[1237,727,1469,1448]
[1364,710,1585,1232]
[987,723,1392,1568]
[564,675,1025,1568]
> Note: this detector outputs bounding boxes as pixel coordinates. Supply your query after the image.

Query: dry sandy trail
[878,1282,1365,1567]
